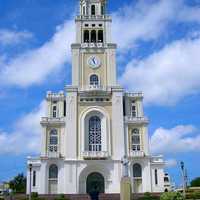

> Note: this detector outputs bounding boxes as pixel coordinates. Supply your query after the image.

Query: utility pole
[29,164,33,200]
[180,161,186,198]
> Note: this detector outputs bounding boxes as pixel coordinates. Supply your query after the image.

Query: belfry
[27,0,165,195]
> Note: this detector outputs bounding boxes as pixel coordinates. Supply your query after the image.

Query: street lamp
[29,163,33,200]
[180,161,185,198]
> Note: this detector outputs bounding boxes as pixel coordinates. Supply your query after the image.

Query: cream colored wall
[81,53,107,87]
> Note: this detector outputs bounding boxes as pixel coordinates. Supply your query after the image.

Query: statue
[121,155,129,177]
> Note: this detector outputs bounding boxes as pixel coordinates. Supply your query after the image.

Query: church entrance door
[86,172,105,195]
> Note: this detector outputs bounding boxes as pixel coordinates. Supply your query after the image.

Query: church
[27,0,165,195]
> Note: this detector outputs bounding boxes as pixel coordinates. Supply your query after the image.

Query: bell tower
[71,0,117,89]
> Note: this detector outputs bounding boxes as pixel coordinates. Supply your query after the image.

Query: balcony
[47,145,60,158]
[124,116,149,124]
[40,117,65,126]
[81,151,109,159]
[81,43,107,48]
[76,15,112,21]
[128,151,145,158]
[79,85,108,92]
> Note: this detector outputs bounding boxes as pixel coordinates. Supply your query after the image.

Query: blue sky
[0,0,200,187]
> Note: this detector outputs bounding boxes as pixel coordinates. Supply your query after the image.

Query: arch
[98,30,103,43]
[90,74,99,86]
[132,163,142,193]
[89,116,102,151]
[91,30,96,43]
[84,30,89,43]
[86,172,105,194]
[91,5,96,15]
[79,107,111,154]
[165,189,168,192]
[49,164,58,179]
[131,128,140,151]
[78,164,110,194]
[49,129,58,153]
[48,164,58,194]
[133,163,142,178]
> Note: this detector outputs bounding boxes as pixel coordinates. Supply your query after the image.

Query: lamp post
[29,163,33,200]
[180,161,186,198]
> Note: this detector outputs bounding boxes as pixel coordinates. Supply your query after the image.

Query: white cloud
[0,29,33,46]
[0,101,46,155]
[120,36,200,105]
[150,125,200,154]
[165,159,177,168]
[112,0,176,51]
[0,19,75,87]
[112,0,200,52]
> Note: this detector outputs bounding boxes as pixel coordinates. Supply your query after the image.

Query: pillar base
[120,177,132,200]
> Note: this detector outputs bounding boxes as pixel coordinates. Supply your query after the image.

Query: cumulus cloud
[120,36,200,105]
[150,125,200,154]
[112,0,200,52]
[0,29,33,46]
[0,20,75,87]
[0,101,46,155]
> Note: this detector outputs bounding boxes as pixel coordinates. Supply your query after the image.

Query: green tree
[191,177,200,187]
[9,173,26,193]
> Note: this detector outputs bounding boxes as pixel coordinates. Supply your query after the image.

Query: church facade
[27,0,165,195]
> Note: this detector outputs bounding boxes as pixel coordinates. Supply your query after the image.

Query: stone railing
[128,151,145,158]
[125,92,143,98]
[81,43,106,48]
[41,117,65,125]
[124,116,149,124]
[81,151,109,159]
[80,85,107,92]
[76,15,111,20]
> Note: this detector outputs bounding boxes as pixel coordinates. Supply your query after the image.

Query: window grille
[89,116,102,151]
[131,128,140,151]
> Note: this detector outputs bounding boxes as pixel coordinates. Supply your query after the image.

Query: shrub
[187,191,200,199]
[160,192,184,200]
[31,192,38,199]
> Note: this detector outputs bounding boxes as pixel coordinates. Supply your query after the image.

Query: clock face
[87,56,101,69]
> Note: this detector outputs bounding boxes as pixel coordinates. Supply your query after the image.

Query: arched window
[89,116,101,151]
[91,30,96,43]
[90,74,99,86]
[131,128,140,151]
[49,164,58,179]
[98,30,103,43]
[133,163,142,178]
[91,5,96,15]
[84,30,89,43]
[49,129,58,153]
[49,164,58,194]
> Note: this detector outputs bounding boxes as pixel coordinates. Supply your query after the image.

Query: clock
[87,56,101,69]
